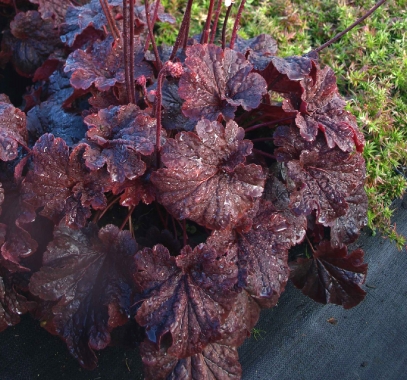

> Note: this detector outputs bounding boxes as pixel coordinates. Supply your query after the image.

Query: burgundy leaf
[135,243,238,357]
[29,223,137,369]
[83,104,162,183]
[2,11,62,77]
[151,119,265,230]
[264,175,307,244]
[209,200,292,308]
[60,0,117,48]
[64,36,153,92]
[290,241,368,309]
[114,178,155,207]
[179,44,267,121]
[0,100,27,161]
[258,55,313,93]
[161,79,196,131]
[29,0,76,24]
[0,182,3,214]
[0,187,38,272]
[330,184,368,248]
[288,149,364,226]
[275,125,365,226]
[141,340,242,380]
[284,63,365,152]
[234,34,278,71]
[0,270,35,332]
[218,290,260,347]
[22,135,111,228]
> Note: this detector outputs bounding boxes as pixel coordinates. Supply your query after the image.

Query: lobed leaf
[209,200,293,308]
[151,119,265,230]
[284,63,365,152]
[65,36,153,92]
[141,341,241,380]
[135,243,238,358]
[0,101,28,162]
[290,241,368,309]
[179,44,267,121]
[29,223,137,369]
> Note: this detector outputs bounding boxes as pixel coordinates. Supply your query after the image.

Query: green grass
[158,0,407,248]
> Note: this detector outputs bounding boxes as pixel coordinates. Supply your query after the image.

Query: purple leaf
[290,241,368,309]
[0,101,28,162]
[29,223,138,369]
[179,44,267,121]
[151,119,265,230]
[135,243,238,357]
[141,340,242,380]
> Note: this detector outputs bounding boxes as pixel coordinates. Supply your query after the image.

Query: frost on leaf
[179,44,267,121]
[22,135,111,228]
[151,119,265,230]
[209,201,292,308]
[141,340,242,380]
[234,34,278,71]
[0,101,28,161]
[2,11,62,76]
[0,270,35,332]
[64,36,153,92]
[275,125,366,226]
[135,243,238,358]
[330,184,368,248]
[290,241,368,309]
[83,104,162,183]
[284,63,365,152]
[29,223,137,369]
[258,55,313,93]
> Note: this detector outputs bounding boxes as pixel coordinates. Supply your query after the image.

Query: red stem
[209,0,222,44]
[244,117,295,133]
[144,0,162,71]
[222,5,233,50]
[171,216,178,240]
[120,206,136,230]
[129,0,136,103]
[155,203,166,226]
[313,0,388,53]
[229,0,246,49]
[201,0,216,44]
[123,0,131,103]
[170,0,194,60]
[94,195,121,222]
[99,0,120,40]
[183,219,188,246]
[253,149,275,160]
[154,64,168,166]
[144,0,160,50]
[250,137,275,143]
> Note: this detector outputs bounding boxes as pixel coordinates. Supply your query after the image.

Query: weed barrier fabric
[1,199,407,380]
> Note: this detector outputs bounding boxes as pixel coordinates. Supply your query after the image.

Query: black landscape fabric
[1,198,407,380]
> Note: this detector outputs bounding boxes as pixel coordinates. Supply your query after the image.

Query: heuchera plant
[0,0,384,378]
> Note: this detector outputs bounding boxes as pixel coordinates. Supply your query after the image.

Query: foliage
[161,0,407,247]
[0,0,385,378]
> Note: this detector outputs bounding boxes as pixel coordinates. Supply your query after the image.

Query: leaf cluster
[0,0,370,378]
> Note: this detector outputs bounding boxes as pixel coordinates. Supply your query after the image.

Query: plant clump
[0,0,382,378]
